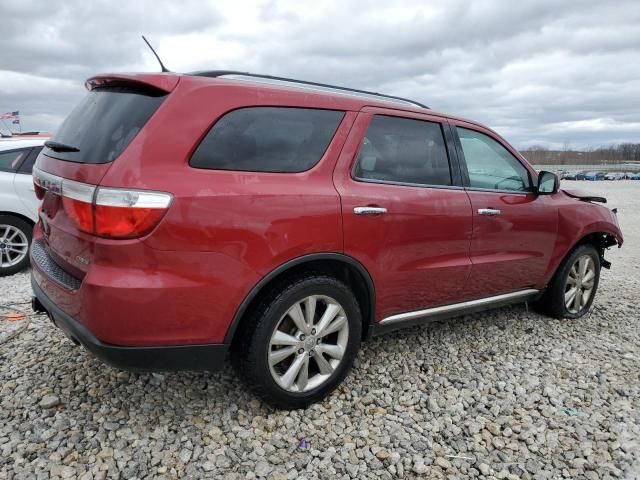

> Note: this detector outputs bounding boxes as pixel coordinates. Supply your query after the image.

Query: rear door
[451,121,557,298]
[334,108,473,322]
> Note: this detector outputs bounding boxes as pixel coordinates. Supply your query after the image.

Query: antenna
[141,35,170,73]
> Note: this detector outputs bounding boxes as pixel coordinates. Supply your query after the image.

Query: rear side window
[18,146,42,174]
[0,148,30,172]
[190,107,344,172]
[45,86,166,164]
[354,115,452,186]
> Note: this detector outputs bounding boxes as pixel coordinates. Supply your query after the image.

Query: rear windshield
[45,86,166,163]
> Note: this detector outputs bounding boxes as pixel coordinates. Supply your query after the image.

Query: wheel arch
[546,230,618,287]
[572,230,619,252]
[0,211,36,227]
[225,253,376,345]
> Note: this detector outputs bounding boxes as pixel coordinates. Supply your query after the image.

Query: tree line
[521,143,640,165]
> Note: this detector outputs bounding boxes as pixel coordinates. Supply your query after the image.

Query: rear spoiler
[562,188,606,204]
[85,73,180,93]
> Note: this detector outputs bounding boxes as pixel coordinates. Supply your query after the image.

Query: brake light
[61,179,96,233]
[94,189,172,238]
[32,167,172,239]
[62,197,94,233]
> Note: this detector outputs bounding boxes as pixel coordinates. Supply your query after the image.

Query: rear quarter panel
[97,80,359,272]
[0,171,37,222]
[13,172,39,221]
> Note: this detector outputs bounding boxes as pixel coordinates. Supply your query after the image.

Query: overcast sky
[1,0,639,149]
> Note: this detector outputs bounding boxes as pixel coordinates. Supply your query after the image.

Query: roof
[86,71,490,133]
[190,70,430,110]
[0,138,47,150]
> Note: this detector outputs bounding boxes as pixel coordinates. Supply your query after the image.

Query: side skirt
[372,289,540,336]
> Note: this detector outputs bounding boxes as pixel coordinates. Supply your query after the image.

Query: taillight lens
[33,168,62,200]
[32,167,172,239]
[61,179,96,233]
[34,183,46,200]
[62,197,94,233]
[94,189,172,238]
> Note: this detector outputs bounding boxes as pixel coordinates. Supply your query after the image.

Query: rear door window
[0,148,31,173]
[190,107,344,172]
[353,115,452,186]
[44,86,166,164]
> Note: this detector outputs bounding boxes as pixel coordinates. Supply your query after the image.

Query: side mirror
[537,171,559,195]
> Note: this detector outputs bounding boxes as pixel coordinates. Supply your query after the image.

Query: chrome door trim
[354,206,387,215]
[379,289,539,326]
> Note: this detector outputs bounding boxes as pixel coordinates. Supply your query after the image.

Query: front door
[452,122,558,298]
[334,109,473,321]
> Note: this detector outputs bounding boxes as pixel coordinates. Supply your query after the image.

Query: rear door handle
[478,208,501,216]
[354,206,387,216]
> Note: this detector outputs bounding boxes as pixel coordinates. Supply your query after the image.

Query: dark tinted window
[0,148,30,172]
[354,115,451,186]
[45,86,166,164]
[18,146,42,174]
[190,107,344,172]
[457,127,531,192]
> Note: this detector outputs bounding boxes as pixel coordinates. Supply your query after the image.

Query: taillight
[94,189,172,238]
[61,179,96,234]
[34,183,46,200]
[32,167,172,239]
[33,168,62,199]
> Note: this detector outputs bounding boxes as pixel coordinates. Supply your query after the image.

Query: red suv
[31,71,623,408]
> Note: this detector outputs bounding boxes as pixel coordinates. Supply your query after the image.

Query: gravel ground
[1,180,639,480]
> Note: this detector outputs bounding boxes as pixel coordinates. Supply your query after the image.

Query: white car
[0,138,45,275]
[604,172,625,180]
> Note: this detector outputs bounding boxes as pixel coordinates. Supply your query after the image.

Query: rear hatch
[33,74,177,278]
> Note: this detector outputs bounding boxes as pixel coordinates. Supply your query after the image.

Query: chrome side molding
[379,289,539,326]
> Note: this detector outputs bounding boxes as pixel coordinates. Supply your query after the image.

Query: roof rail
[190,70,429,109]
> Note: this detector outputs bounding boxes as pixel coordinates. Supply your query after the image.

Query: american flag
[1,111,19,119]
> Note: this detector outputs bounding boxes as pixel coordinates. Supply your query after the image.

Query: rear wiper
[44,140,80,153]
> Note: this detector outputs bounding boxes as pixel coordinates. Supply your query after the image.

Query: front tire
[0,215,32,277]
[537,244,601,319]
[234,274,362,409]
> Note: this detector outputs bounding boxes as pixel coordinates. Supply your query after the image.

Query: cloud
[0,0,639,148]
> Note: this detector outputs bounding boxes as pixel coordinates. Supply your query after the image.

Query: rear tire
[233,274,362,409]
[0,215,32,277]
[536,244,600,319]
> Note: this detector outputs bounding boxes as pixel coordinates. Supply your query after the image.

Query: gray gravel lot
[1,181,639,480]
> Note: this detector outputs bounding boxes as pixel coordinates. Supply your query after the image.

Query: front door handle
[354,206,387,216]
[478,208,501,216]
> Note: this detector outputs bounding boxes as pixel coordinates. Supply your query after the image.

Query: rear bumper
[32,275,229,372]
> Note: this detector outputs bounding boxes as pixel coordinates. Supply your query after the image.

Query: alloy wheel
[268,295,349,393]
[0,225,29,269]
[564,255,596,314]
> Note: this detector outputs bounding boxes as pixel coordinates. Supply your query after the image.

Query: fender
[223,252,376,344]
[541,215,622,287]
